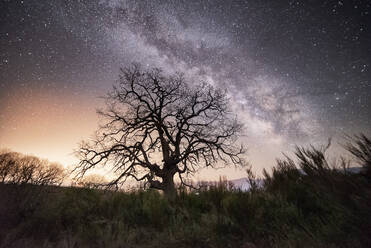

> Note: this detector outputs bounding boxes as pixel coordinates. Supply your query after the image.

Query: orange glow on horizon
[0,84,277,181]
[0,84,101,167]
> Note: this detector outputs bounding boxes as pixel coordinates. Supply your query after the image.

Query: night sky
[1,0,370,179]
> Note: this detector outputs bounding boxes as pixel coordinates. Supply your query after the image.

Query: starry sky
[1,0,370,179]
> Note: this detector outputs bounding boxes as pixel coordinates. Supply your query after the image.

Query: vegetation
[0,150,65,186]
[75,65,246,199]
[0,134,370,247]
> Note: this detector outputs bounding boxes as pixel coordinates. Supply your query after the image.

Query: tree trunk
[163,173,176,200]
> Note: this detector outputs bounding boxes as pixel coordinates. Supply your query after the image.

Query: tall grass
[0,134,370,248]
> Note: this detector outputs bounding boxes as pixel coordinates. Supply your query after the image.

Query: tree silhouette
[76,65,246,198]
[75,174,108,189]
[0,150,65,186]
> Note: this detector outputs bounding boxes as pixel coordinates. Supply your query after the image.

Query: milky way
[1,0,370,176]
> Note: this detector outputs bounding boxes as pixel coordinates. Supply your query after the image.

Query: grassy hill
[0,135,370,248]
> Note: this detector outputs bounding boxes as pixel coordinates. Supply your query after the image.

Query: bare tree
[76,65,246,198]
[0,150,20,183]
[75,174,108,189]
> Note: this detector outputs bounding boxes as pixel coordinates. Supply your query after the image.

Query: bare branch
[75,64,246,197]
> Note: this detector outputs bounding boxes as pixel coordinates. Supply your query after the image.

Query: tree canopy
[76,65,246,197]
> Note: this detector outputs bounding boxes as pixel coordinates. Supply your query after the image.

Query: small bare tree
[75,174,108,189]
[76,65,246,198]
[0,150,20,183]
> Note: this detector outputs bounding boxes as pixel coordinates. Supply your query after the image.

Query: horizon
[1,0,370,181]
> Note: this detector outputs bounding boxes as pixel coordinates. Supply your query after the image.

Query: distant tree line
[0,150,65,186]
